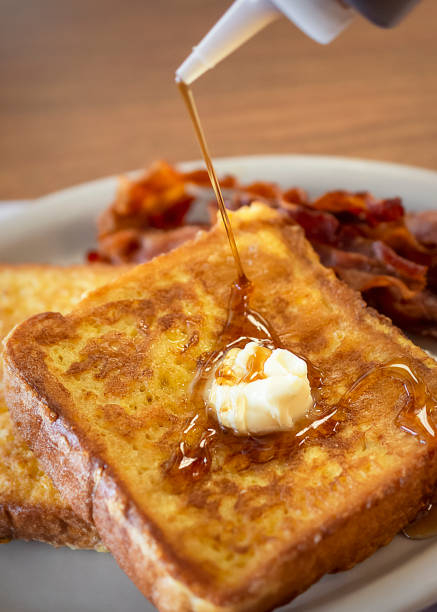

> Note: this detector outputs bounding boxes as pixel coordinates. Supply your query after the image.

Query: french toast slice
[0,264,124,547]
[4,204,437,610]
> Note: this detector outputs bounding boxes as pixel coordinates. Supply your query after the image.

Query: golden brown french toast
[4,205,437,610]
[0,264,124,547]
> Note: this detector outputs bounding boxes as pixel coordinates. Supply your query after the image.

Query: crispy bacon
[406,211,437,248]
[181,168,238,189]
[310,191,404,226]
[282,187,308,206]
[243,181,282,200]
[315,243,426,295]
[366,287,437,339]
[98,225,204,264]
[94,161,437,337]
[98,162,195,237]
[282,203,340,244]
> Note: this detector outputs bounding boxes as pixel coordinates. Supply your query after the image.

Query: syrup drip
[177,80,245,281]
[403,503,437,540]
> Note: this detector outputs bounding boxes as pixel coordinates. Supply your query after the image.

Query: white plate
[1,155,436,612]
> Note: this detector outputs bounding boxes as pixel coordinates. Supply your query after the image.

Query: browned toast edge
[0,498,101,549]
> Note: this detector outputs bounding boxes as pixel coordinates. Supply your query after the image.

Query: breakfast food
[206,342,313,435]
[94,161,437,338]
[4,204,437,610]
[0,264,124,547]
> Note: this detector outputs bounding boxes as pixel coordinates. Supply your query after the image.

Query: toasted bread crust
[4,206,437,610]
[0,500,101,548]
[0,263,126,547]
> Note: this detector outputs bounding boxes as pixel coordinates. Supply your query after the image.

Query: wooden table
[1,0,436,199]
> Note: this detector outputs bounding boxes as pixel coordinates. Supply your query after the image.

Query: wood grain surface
[0,0,436,199]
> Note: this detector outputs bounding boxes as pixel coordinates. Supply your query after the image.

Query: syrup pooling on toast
[165,350,437,487]
[350,361,437,540]
[336,358,437,541]
[341,361,437,443]
[164,274,330,485]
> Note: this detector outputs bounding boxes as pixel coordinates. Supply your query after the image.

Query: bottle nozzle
[175,0,354,85]
[176,0,280,85]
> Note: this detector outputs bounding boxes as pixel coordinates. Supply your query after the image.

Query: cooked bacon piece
[98,229,142,264]
[315,243,427,294]
[315,244,437,336]
[366,197,404,225]
[282,203,340,244]
[366,287,437,338]
[86,250,103,263]
[98,161,243,240]
[242,181,282,200]
[93,162,437,337]
[371,241,427,290]
[310,191,404,226]
[406,211,437,248]
[98,225,204,264]
[98,162,195,238]
[282,187,308,206]
[365,222,432,265]
[181,168,238,189]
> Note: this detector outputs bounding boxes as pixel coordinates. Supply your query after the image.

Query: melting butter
[205,341,312,435]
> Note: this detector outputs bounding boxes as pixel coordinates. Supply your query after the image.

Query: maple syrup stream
[176,80,437,538]
[178,80,245,282]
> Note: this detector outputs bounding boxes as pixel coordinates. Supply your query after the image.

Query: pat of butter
[205,341,312,435]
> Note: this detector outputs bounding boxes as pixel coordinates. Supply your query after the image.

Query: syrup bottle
[176,0,422,84]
